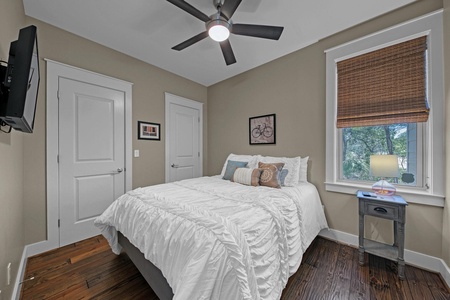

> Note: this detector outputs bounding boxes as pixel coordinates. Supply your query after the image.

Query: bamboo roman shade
[336,36,429,128]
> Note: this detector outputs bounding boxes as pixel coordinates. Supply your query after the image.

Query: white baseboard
[11,245,28,300]
[440,257,450,289]
[11,239,55,300]
[319,228,450,288]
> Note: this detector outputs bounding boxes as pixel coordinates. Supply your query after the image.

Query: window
[340,123,422,187]
[325,10,444,207]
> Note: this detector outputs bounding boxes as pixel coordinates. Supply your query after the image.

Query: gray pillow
[279,169,289,186]
[223,160,248,180]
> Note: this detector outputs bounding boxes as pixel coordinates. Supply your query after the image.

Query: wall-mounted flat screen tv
[0,25,40,133]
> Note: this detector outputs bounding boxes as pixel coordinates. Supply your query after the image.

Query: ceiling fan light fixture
[208,24,229,42]
[168,0,284,65]
[207,16,231,42]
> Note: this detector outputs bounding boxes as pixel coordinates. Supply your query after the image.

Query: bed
[95,154,328,300]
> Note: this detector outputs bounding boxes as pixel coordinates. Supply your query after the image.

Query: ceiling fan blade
[219,39,236,65]
[232,24,284,40]
[220,0,242,20]
[172,31,209,51]
[166,0,210,22]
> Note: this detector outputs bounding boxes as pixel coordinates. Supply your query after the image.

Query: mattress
[95,176,328,300]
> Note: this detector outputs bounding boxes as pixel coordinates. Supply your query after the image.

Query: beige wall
[443,0,450,266]
[0,1,208,295]
[0,1,27,298]
[17,10,208,243]
[208,0,446,258]
[1,2,448,298]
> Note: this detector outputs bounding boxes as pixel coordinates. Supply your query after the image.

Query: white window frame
[325,10,444,207]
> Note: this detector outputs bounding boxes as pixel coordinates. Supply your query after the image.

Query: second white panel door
[167,101,200,182]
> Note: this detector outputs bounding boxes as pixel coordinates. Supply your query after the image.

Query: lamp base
[372,179,396,196]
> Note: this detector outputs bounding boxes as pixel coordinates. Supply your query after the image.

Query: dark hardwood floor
[20,235,449,299]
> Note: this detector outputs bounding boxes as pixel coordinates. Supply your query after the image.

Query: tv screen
[0,25,40,133]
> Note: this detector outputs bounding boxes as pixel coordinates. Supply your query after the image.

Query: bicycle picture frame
[249,114,276,145]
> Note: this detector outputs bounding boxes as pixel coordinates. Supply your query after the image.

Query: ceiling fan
[167,0,284,65]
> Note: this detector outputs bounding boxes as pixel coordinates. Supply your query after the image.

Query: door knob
[111,168,123,174]
[171,164,180,168]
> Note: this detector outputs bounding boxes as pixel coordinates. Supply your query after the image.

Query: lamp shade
[370,155,398,195]
[370,155,399,178]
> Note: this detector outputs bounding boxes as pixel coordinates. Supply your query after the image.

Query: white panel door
[167,100,201,182]
[59,77,125,246]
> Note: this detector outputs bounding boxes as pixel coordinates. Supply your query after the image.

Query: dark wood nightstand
[357,190,408,279]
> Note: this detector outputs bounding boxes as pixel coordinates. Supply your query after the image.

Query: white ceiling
[23,0,415,86]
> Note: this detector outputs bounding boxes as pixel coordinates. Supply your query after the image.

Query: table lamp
[370,155,399,195]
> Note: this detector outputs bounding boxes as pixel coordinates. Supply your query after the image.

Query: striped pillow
[232,168,262,186]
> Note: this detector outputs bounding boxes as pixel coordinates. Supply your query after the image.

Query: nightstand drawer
[365,203,398,220]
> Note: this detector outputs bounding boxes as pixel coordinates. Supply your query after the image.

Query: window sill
[325,181,445,207]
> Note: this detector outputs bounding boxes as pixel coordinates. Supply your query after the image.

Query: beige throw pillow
[232,168,263,186]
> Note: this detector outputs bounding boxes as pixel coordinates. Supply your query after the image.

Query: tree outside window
[341,123,417,186]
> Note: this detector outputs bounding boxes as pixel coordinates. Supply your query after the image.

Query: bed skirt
[118,231,174,300]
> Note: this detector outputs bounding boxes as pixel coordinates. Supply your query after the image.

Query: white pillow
[220,154,258,177]
[257,155,301,186]
[299,156,309,182]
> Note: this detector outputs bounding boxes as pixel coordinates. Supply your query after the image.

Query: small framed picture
[249,114,276,145]
[138,121,160,141]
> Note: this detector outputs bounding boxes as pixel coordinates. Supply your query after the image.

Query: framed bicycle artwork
[249,114,276,145]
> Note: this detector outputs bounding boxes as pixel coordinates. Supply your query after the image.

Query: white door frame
[165,92,203,183]
[28,60,133,256]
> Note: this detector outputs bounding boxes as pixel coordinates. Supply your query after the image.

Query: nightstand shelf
[357,190,408,279]
[363,238,398,261]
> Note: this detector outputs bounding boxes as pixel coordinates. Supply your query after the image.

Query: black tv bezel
[0,25,40,133]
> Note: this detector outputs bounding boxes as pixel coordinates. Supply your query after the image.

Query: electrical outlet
[6,263,11,286]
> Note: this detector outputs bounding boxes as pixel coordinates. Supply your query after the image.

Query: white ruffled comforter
[95,176,328,300]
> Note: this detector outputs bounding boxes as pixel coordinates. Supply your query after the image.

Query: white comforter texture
[95,176,328,300]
